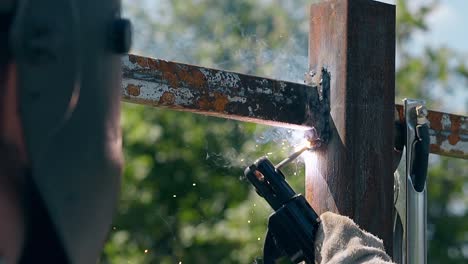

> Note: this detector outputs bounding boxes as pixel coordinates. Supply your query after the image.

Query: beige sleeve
[314,212,394,264]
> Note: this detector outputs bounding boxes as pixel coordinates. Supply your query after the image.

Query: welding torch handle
[245,158,295,210]
[245,157,320,264]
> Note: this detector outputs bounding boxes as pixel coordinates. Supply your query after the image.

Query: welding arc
[275,146,310,170]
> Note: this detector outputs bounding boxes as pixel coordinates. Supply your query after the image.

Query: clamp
[393,99,430,264]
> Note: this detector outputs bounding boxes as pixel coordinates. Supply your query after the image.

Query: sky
[409,0,468,53]
[333,0,468,55]
[379,0,468,113]
[410,0,468,113]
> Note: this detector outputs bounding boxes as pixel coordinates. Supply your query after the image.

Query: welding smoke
[124,0,312,170]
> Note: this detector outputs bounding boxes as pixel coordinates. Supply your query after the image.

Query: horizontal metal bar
[396,105,467,159]
[122,54,326,130]
[121,54,467,159]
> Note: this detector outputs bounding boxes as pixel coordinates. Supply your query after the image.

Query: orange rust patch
[427,111,443,131]
[128,55,207,89]
[163,71,179,89]
[129,54,161,69]
[430,144,441,154]
[126,84,141,96]
[447,113,461,145]
[395,105,404,123]
[129,55,150,68]
[157,60,180,88]
[213,93,229,112]
[196,93,229,112]
[450,114,461,129]
[447,134,460,145]
[159,92,176,105]
[147,57,158,69]
[197,96,211,110]
[160,61,207,89]
[178,68,206,89]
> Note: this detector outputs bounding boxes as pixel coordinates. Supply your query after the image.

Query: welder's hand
[314,212,394,264]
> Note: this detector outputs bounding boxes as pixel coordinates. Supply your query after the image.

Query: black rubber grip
[411,124,430,192]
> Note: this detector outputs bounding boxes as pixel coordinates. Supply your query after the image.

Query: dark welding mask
[2,0,131,262]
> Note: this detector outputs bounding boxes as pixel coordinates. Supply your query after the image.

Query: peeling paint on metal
[122,54,326,131]
[441,114,451,130]
[255,87,273,94]
[461,117,467,131]
[227,96,247,103]
[159,92,176,105]
[248,106,253,116]
[279,81,287,90]
[396,104,468,159]
[200,68,241,89]
[122,54,467,159]
[122,55,139,71]
[439,138,468,156]
[126,84,140,96]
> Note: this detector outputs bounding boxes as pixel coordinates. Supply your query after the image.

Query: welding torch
[276,128,322,170]
[245,131,322,264]
[275,145,312,171]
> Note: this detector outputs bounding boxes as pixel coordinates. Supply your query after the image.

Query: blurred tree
[101,0,467,263]
[396,0,468,262]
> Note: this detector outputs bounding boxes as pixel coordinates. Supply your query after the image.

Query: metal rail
[396,105,467,159]
[122,54,328,132]
[122,54,468,160]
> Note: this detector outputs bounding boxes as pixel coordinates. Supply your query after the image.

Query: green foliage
[102,0,467,263]
[427,157,468,263]
[396,0,437,48]
[100,104,304,263]
[396,0,468,112]
[127,0,309,79]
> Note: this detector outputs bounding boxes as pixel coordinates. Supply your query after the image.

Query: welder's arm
[314,212,394,264]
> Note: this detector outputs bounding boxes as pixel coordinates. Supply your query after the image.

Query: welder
[0,0,131,263]
[1,1,396,263]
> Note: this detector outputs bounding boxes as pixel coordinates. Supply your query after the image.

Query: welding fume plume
[275,128,322,170]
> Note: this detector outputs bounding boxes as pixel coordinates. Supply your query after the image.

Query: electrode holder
[245,158,320,264]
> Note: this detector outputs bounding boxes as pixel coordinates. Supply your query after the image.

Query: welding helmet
[2,0,131,262]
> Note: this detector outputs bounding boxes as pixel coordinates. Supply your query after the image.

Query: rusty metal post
[307,0,396,254]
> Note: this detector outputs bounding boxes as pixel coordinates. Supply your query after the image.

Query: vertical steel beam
[307,0,395,254]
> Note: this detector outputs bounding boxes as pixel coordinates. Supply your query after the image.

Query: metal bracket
[304,68,330,144]
[394,99,429,264]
